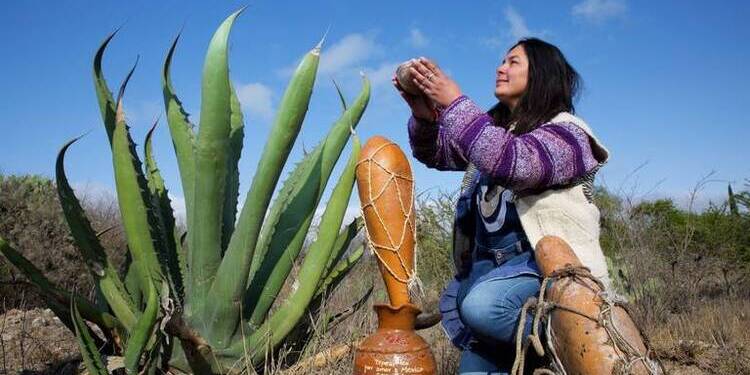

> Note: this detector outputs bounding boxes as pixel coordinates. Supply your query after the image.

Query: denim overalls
[440,170,542,373]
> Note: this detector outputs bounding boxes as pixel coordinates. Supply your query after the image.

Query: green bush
[415,190,456,291]
[0,174,127,311]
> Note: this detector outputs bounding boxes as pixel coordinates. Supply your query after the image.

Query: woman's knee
[460,277,541,343]
[459,290,497,336]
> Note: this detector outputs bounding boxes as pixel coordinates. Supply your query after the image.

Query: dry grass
[0,305,79,374]
[648,297,750,373]
[0,175,129,313]
[596,180,750,374]
[3,177,750,374]
[257,253,460,375]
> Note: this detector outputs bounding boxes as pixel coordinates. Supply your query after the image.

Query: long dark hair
[488,38,582,134]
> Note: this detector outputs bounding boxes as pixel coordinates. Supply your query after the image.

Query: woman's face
[494,44,529,110]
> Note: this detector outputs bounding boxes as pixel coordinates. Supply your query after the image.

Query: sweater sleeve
[438,95,602,191]
[407,114,468,171]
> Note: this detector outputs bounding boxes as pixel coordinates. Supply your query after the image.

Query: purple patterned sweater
[407,95,602,192]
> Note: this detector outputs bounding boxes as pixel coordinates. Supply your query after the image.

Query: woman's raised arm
[437,95,603,192]
[407,114,468,171]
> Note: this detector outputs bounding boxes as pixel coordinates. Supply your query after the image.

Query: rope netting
[511,265,664,375]
[356,141,423,299]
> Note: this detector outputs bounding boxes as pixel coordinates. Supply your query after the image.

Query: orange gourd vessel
[535,236,661,374]
[353,136,436,375]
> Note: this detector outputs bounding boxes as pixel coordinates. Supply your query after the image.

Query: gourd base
[353,303,436,375]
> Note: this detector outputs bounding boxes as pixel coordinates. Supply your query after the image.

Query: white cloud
[319,33,382,75]
[122,100,162,127]
[482,35,505,49]
[364,61,400,89]
[484,6,539,49]
[275,33,383,79]
[312,202,357,227]
[408,28,429,48]
[572,0,627,24]
[71,181,117,204]
[169,193,187,227]
[236,82,274,119]
[505,6,532,40]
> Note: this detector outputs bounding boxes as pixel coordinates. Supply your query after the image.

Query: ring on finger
[426,72,434,81]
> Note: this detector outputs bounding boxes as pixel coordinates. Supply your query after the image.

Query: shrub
[0,174,127,312]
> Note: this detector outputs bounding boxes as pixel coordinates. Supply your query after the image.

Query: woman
[393,38,611,373]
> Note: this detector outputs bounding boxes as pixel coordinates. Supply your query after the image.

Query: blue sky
[1,1,749,220]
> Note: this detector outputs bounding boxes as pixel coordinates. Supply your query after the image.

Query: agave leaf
[235,136,361,362]
[56,137,137,330]
[221,83,244,253]
[72,301,109,375]
[162,33,196,246]
[111,60,164,295]
[93,30,119,145]
[187,8,242,319]
[124,256,143,308]
[252,76,369,272]
[144,122,184,305]
[207,40,320,346]
[244,77,370,327]
[243,144,323,327]
[317,76,369,181]
[323,216,362,278]
[316,243,364,298]
[0,237,121,333]
[331,78,347,112]
[124,279,160,374]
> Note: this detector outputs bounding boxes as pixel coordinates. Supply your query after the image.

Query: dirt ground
[0,308,738,375]
[0,309,79,374]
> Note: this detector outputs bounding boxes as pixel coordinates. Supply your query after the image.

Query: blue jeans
[458,275,541,375]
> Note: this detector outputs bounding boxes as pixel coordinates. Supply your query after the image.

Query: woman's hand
[392,74,437,122]
[409,57,462,107]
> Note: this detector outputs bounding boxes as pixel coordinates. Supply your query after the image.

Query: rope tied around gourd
[356,141,424,300]
[511,265,664,375]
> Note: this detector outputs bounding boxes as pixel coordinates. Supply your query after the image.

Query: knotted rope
[511,265,664,375]
[356,141,423,299]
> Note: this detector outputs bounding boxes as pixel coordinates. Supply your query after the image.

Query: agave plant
[0,9,372,374]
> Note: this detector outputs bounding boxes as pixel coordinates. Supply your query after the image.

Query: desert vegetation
[2,173,749,373]
[1,7,748,375]
[0,8,376,374]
